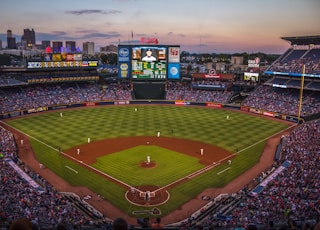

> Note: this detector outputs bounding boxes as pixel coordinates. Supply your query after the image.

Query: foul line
[1,120,297,196]
[1,120,62,153]
[217,167,230,175]
[235,123,297,155]
[65,165,78,174]
[1,121,136,191]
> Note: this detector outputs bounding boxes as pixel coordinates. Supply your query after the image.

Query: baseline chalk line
[65,165,78,174]
[217,167,230,175]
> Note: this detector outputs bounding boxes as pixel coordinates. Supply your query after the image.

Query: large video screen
[131,46,167,79]
[118,45,180,80]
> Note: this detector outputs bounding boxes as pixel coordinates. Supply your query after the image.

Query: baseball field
[5,105,292,222]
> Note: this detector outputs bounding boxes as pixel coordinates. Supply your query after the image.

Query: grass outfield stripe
[5,106,295,217]
[0,120,61,152]
[236,123,296,155]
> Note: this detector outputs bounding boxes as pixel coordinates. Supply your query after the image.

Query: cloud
[81,32,120,39]
[65,9,121,16]
[51,31,68,36]
[36,32,71,41]
[33,31,121,44]
[76,30,98,34]
[133,33,146,37]
[167,32,185,37]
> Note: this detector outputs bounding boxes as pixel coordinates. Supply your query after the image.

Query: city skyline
[0,0,319,54]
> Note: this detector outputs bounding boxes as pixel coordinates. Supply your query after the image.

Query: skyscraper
[41,40,51,50]
[83,42,95,55]
[7,30,16,49]
[66,41,76,53]
[52,41,63,53]
[21,28,36,48]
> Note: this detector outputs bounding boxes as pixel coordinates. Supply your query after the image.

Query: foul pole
[297,64,305,120]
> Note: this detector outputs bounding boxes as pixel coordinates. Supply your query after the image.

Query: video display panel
[118,45,180,80]
[26,60,98,69]
[131,46,167,79]
[244,72,259,81]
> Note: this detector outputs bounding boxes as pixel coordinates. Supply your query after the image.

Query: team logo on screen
[120,63,129,70]
[170,66,178,75]
[119,48,129,57]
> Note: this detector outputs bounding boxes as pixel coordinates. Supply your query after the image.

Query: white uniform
[142,55,156,62]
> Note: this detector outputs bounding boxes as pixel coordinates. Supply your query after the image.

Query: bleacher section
[265,36,320,91]
[266,47,320,76]
[241,85,320,116]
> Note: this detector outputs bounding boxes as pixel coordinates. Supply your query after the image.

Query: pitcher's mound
[140,161,157,168]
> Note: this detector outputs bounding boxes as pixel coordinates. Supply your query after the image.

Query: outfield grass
[6,105,290,217]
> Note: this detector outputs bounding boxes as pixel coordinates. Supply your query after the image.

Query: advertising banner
[168,47,180,63]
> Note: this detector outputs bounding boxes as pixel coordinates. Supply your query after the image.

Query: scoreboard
[118,45,180,80]
[26,52,98,69]
[27,60,98,69]
[132,61,166,79]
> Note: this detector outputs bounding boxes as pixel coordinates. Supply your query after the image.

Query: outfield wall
[0,100,300,123]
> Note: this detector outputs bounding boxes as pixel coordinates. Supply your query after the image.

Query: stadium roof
[281,35,320,45]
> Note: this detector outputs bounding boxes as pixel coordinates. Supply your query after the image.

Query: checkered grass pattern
[7,105,290,216]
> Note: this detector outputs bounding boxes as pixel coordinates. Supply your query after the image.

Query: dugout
[132,81,166,99]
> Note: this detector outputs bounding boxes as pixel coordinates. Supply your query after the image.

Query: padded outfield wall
[0,99,300,123]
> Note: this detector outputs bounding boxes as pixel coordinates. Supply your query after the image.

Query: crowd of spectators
[0,126,113,229]
[0,82,132,114]
[267,48,320,75]
[242,85,320,116]
[1,80,319,117]
[0,81,233,115]
[198,118,320,229]
[191,78,231,90]
[166,81,233,103]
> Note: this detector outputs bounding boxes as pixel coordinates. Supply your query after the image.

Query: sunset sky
[1,0,319,54]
